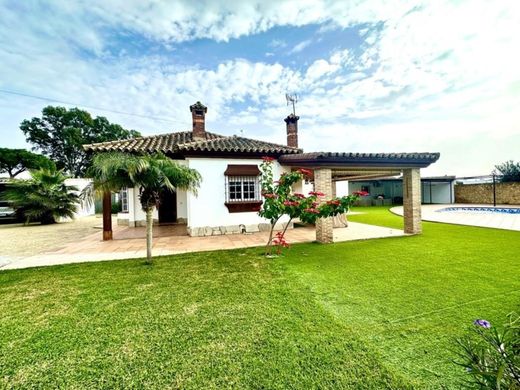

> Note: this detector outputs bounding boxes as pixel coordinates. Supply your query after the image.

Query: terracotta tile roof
[83,131,301,155]
[279,151,440,168]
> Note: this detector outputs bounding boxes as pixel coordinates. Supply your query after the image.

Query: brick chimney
[284,113,299,148]
[190,101,207,140]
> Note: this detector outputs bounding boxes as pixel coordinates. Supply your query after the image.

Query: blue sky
[0,0,519,176]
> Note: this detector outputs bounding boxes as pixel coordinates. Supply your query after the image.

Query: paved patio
[391,204,520,231]
[0,220,404,270]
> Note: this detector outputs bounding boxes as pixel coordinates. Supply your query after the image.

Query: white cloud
[289,39,313,54]
[0,0,519,177]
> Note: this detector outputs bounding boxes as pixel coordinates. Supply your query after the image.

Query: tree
[258,157,362,256]
[2,168,79,224]
[0,148,55,178]
[88,152,201,263]
[20,106,141,177]
[495,160,520,182]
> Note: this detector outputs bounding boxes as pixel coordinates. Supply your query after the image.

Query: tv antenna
[285,93,298,116]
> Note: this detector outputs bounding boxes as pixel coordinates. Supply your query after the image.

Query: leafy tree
[88,152,201,263]
[259,157,362,256]
[2,168,79,224]
[494,160,520,182]
[0,148,55,178]
[20,106,141,177]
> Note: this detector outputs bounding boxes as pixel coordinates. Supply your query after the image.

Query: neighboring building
[349,176,456,205]
[84,102,440,241]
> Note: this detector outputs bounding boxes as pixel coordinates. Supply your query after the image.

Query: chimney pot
[284,113,299,148]
[190,101,207,139]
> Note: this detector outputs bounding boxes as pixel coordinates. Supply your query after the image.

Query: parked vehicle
[0,201,16,220]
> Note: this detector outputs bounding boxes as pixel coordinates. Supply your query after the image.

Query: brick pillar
[331,180,337,198]
[315,168,334,243]
[403,168,422,234]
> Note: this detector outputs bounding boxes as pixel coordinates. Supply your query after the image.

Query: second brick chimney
[190,101,207,140]
[284,113,299,148]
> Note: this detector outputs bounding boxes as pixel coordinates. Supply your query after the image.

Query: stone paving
[0,220,405,270]
[391,204,520,231]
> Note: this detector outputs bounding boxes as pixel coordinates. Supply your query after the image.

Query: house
[84,102,440,243]
[349,176,456,205]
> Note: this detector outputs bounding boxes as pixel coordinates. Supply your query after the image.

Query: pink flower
[309,191,325,197]
[283,200,300,206]
[293,193,305,199]
[263,193,277,199]
[353,191,369,196]
[273,232,290,249]
[304,208,320,214]
[262,156,275,162]
[298,168,312,176]
[327,200,341,206]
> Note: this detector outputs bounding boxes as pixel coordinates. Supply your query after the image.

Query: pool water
[437,206,520,214]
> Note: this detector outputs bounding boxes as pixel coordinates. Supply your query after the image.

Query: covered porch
[279,151,440,243]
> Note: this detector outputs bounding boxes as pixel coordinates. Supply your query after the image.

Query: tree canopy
[0,148,55,178]
[494,160,520,182]
[20,106,141,177]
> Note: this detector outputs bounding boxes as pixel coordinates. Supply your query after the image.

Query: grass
[0,206,519,388]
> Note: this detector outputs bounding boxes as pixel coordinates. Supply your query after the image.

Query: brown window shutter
[224,164,261,176]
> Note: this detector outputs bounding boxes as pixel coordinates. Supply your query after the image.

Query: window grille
[120,188,129,212]
[225,176,261,202]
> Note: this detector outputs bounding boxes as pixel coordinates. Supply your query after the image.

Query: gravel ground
[0,215,103,257]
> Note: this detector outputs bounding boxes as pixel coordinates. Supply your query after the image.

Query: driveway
[0,215,102,267]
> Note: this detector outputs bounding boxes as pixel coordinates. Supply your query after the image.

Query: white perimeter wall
[186,157,290,229]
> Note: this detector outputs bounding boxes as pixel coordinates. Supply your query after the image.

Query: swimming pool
[436,206,520,214]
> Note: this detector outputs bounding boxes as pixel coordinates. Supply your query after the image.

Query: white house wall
[186,157,290,236]
[117,160,189,226]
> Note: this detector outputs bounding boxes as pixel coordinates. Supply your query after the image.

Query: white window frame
[225,176,261,202]
[120,187,129,213]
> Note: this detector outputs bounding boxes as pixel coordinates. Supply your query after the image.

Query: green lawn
[1,207,519,389]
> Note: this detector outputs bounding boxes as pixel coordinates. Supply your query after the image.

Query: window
[224,164,263,213]
[120,188,129,213]
[226,176,260,202]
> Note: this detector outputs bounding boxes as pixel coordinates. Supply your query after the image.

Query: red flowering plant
[259,157,361,256]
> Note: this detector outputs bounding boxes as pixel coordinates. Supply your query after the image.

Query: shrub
[2,169,79,224]
[455,313,520,389]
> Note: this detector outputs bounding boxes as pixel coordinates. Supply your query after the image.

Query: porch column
[403,168,422,234]
[315,168,334,243]
[102,191,113,241]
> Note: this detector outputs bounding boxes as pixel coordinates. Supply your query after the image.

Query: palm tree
[88,152,201,263]
[2,168,79,224]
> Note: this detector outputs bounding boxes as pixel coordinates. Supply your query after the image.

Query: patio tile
[1,222,404,270]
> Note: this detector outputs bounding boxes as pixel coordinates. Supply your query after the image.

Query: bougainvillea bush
[258,156,362,255]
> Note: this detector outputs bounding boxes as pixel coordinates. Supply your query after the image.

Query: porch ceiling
[331,170,402,181]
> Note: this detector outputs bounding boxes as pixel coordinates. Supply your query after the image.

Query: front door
[158,190,177,224]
